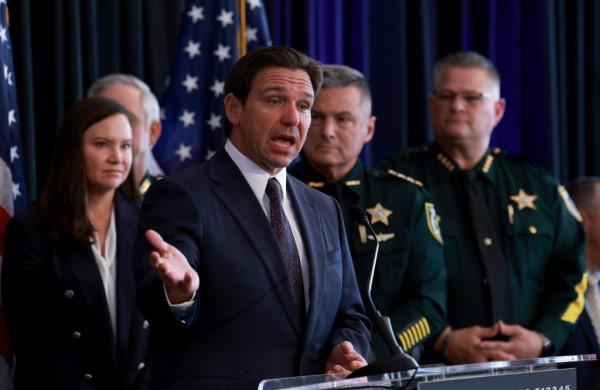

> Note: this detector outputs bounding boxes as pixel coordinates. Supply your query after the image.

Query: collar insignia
[139,178,152,195]
[482,155,494,173]
[436,153,456,172]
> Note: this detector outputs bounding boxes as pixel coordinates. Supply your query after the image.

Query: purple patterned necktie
[265,178,305,312]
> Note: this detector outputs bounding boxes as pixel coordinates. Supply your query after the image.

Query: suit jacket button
[64,290,74,299]
[142,320,149,330]
[137,362,146,370]
[84,373,92,380]
[72,331,81,339]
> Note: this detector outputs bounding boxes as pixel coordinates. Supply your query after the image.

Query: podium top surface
[258,354,597,390]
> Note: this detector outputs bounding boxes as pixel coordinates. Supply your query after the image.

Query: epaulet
[386,169,423,187]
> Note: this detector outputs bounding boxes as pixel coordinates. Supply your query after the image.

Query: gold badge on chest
[510,188,538,210]
[366,202,393,226]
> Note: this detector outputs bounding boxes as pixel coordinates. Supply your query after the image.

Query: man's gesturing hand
[146,229,199,304]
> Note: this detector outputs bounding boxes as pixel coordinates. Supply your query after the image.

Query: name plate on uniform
[418,368,576,390]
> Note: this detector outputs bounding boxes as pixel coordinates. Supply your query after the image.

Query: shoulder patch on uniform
[558,185,583,222]
[425,202,443,244]
[387,169,423,187]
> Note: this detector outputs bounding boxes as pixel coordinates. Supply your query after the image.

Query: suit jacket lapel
[114,193,138,369]
[287,178,325,347]
[61,238,116,362]
[209,150,302,335]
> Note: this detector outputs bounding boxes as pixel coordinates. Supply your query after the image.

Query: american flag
[0,1,27,387]
[154,0,271,174]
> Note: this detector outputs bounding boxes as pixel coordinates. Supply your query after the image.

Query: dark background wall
[7,0,600,200]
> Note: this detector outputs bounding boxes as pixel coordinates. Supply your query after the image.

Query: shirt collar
[433,142,499,185]
[224,139,287,201]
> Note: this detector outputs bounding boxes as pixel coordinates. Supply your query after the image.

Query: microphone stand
[347,206,419,379]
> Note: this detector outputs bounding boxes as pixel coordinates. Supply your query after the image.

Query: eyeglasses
[432,90,495,105]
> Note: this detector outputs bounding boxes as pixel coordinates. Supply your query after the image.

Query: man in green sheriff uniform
[382,52,586,364]
[290,65,446,360]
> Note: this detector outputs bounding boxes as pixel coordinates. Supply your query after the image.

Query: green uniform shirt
[290,160,446,359]
[382,143,586,352]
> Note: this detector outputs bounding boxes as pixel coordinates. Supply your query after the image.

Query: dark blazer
[135,149,371,390]
[1,193,149,390]
[560,310,600,389]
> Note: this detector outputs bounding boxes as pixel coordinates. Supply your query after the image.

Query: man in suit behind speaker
[561,177,600,389]
[134,46,371,390]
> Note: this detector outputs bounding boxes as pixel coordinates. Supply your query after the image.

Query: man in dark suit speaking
[134,46,371,390]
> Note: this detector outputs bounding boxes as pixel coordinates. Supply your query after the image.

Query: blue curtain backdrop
[7,0,600,197]
[266,0,600,182]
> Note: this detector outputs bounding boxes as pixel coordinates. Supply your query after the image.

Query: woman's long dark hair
[39,97,139,246]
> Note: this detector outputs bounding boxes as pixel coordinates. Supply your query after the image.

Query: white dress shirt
[91,208,117,334]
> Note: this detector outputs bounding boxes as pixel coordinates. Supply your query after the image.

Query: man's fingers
[328,364,350,375]
[339,341,354,354]
[483,349,517,361]
[477,325,500,338]
[146,229,169,254]
[479,340,509,351]
[149,251,164,269]
[344,352,366,363]
[350,359,367,370]
[497,321,521,336]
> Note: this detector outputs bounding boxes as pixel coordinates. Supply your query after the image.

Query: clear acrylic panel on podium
[258,354,596,390]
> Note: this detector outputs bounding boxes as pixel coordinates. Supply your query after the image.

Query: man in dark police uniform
[382,51,586,363]
[291,64,446,360]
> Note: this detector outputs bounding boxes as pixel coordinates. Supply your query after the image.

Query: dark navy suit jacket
[134,149,371,390]
[2,192,149,389]
[561,310,600,389]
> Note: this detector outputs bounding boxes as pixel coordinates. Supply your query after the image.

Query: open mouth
[272,134,296,148]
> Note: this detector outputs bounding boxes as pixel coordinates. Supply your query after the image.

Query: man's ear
[224,93,242,125]
[363,115,376,144]
[149,120,162,147]
[494,98,506,126]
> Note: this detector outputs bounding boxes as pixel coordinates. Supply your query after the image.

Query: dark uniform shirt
[290,159,446,359]
[382,143,586,353]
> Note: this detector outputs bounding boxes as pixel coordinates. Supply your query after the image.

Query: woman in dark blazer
[2,97,149,389]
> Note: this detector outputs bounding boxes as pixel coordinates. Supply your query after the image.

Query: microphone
[347,206,419,378]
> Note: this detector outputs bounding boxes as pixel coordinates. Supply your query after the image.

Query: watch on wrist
[538,332,553,356]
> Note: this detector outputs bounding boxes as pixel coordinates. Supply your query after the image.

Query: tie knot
[266,178,283,203]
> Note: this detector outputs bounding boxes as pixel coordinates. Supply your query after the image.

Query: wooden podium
[258,354,596,390]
